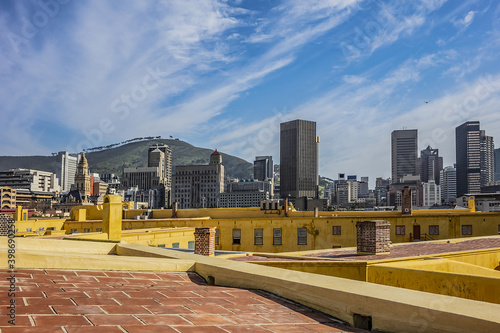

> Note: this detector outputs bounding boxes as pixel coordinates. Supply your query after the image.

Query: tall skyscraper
[440,165,456,203]
[56,151,78,192]
[480,131,494,187]
[419,146,443,185]
[391,129,418,183]
[254,156,273,181]
[495,148,500,182]
[280,119,319,199]
[455,121,481,196]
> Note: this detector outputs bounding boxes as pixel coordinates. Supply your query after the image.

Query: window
[96,228,102,232]
[498,225,500,235]
[298,228,307,245]
[254,228,263,245]
[70,228,77,233]
[158,244,165,248]
[332,226,341,235]
[232,229,241,245]
[171,242,180,249]
[188,241,195,249]
[273,228,282,245]
[429,225,439,235]
[462,225,472,235]
[83,228,90,233]
[215,229,219,245]
[26,228,32,232]
[396,225,405,235]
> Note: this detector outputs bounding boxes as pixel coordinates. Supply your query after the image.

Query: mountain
[0,139,253,180]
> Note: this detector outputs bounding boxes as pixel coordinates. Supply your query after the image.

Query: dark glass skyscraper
[253,156,273,181]
[455,121,481,196]
[419,146,443,185]
[391,129,418,183]
[280,119,318,199]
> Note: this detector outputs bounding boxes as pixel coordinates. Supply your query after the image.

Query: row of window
[395,225,474,236]
[219,228,308,246]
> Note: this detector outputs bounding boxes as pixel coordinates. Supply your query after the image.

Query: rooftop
[231,237,500,262]
[0,269,364,332]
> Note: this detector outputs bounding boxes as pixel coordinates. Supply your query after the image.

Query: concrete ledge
[0,249,194,272]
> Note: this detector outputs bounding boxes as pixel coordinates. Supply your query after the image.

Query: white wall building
[423,180,441,206]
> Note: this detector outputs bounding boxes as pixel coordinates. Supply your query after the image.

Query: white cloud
[454,10,476,29]
[342,75,367,84]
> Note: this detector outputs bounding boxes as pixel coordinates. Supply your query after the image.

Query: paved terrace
[0,270,366,333]
[231,237,500,262]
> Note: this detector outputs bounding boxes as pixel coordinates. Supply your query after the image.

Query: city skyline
[1,0,500,187]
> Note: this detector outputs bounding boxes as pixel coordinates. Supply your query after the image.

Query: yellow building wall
[15,219,66,234]
[112,214,499,252]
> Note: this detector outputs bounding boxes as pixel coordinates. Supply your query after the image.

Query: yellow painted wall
[70,204,103,220]
[114,214,499,252]
[15,219,66,234]
[251,261,368,281]
[121,228,195,248]
[432,248,500,270]
[368,261,500,304]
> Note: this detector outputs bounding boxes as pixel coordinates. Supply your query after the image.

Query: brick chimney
[194,227,216,256]
[401,186,412,215]
[356,220,391,255]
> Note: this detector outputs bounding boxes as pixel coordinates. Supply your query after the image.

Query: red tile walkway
[1,270,366,332]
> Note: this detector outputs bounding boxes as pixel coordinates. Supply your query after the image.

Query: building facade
[0,187,16,209]
[391,129,418,183]
[440,166,457,203]
[73,152,92,197]
[495,148,500,182]
[419,146,443,185]
[56,151,78,192]
[480,131,494,187]
[423,180,441,206]
[280,119,319,199]
[254,156,273,181]
[455,121,481,196]
[0,169,60,193]
[218,179,273,208]
[172,150,225,209]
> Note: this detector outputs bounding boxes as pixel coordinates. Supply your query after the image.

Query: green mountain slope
[0,139,253,180]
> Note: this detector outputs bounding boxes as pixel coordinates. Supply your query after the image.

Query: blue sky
[1,0,500,185]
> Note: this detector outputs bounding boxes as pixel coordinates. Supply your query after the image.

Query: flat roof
[0,269,366,332]
[232,237,500,262]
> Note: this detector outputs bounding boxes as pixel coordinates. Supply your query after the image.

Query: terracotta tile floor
[0,270,366,332]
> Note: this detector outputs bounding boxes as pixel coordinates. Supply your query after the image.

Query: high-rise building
[495,148,500,182]
[148,144,172,190]
[172,150,225,208]
[391,129,418,183]
[280,119,319,199]
[480,131,494,187]
[455,121,481,196]
[440,166,457,203]
[419,146,443,185]
[254,156,273,181]
[56,151,78,192]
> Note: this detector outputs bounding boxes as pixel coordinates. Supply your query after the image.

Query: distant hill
[0,139,253,180]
